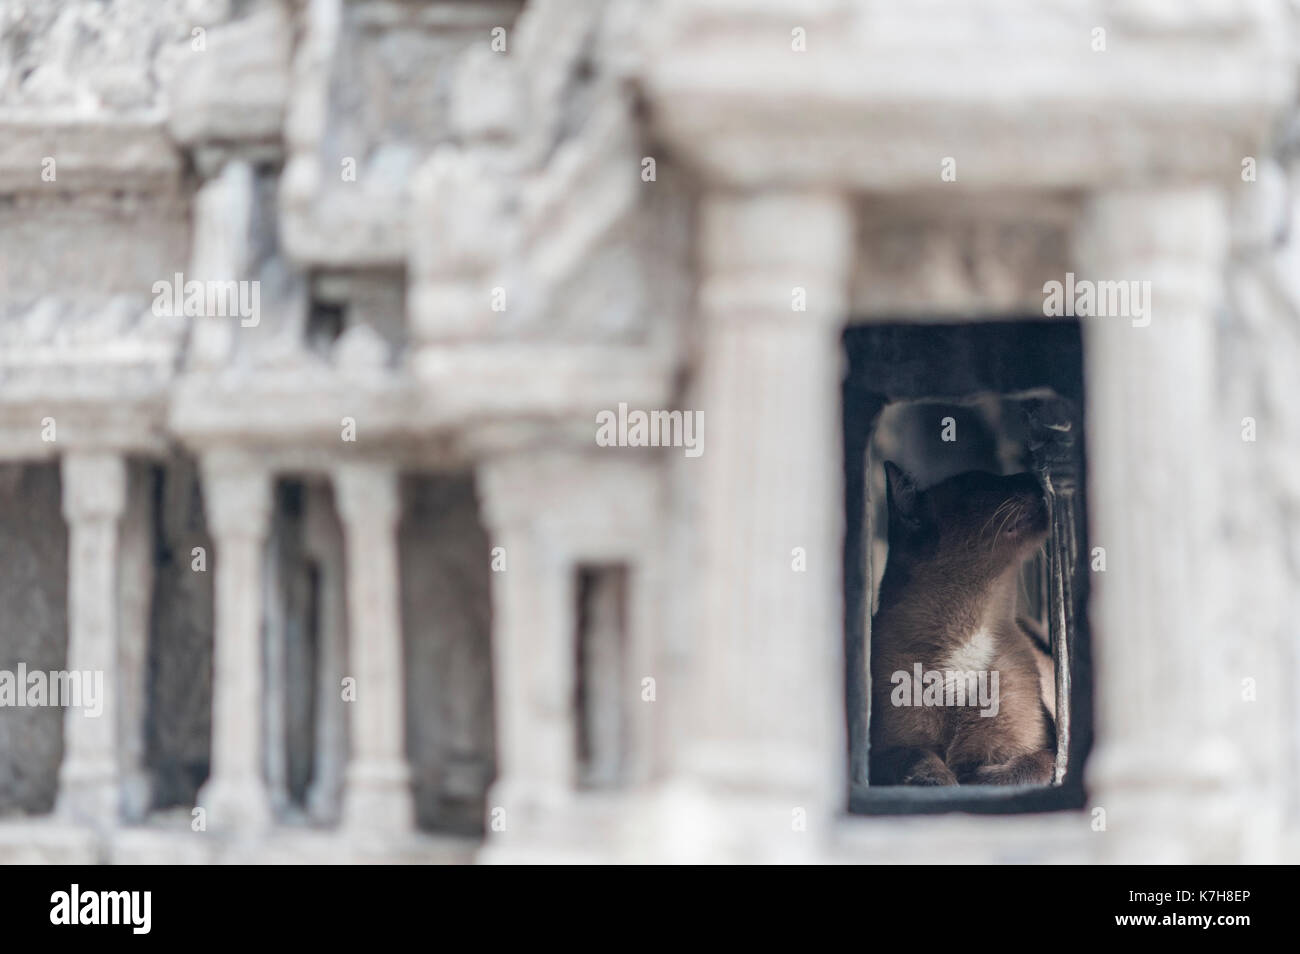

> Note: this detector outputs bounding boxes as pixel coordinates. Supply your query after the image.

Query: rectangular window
[574,565,630,790]
[269,478,321,818]
[843,320,1091,814]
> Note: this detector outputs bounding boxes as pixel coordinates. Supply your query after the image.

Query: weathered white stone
[166,2,292,149]
[1076,189,1241,862]
[56,451,126,827]
[1,0,1299,865]
[197,454,273,830]
[333,463,415,834]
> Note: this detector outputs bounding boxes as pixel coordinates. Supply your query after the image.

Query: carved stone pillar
[57,452,126,826]
[477,456,575,820]
[198,454,273,829]
[691,192,854,820]
[333,463,414,832]
[1075,188,1238,861]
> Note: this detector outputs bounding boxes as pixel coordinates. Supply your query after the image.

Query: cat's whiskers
[982,499,1015,554]
[980,499,1016,550]
[990,503,1020,554]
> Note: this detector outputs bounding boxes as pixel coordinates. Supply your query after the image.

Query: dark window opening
[306,300,346,355]
[842,320,1092,814]
[574,565,630,790]
[145,456,215,815]
[266,477,347,824]
[399,473,496,835]
[0,462,68,816]
[284,559,321,809]
[268,479,318,820]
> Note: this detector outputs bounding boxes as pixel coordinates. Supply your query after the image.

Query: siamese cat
[869,461,1057,786]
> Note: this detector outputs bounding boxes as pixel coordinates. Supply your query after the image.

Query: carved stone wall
[0,0,1298,864]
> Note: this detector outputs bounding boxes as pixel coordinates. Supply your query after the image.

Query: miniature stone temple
[1,0,1298,863]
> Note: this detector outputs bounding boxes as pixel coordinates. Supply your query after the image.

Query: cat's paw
[967,750,1055,785]
[904,763,959,786]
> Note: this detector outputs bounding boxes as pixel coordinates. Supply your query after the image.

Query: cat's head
[883,462,1049,578]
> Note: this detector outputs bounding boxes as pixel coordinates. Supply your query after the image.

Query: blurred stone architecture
[0,0,1298,863]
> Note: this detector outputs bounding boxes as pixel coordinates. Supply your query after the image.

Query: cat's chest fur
[940,625,999,673]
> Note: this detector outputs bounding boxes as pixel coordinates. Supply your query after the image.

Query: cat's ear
[884,461,921,530]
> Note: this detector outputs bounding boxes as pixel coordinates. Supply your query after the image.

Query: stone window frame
[841,320,1092,815]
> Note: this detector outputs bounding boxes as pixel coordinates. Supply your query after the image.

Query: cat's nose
[1009,474,1049,531]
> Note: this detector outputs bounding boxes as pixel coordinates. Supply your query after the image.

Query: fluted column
[57,452,126,826]
[1075,188,1238,860]
[478,461,574,815]
[692,192,854,807]
[198,454,273,829]
[333,463,414,832]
